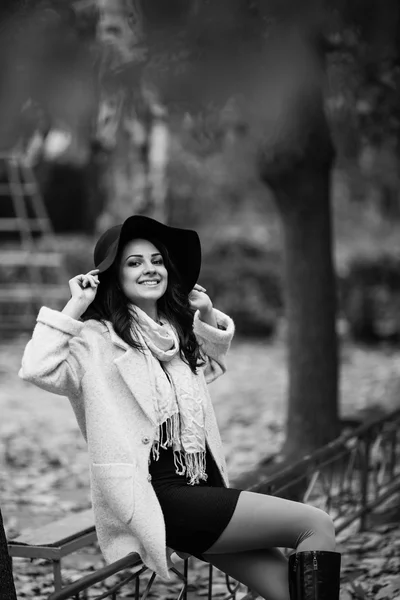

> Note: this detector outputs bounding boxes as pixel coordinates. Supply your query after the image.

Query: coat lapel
[105,322,157,426]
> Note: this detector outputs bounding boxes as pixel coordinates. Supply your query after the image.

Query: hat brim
[96,216,201,293]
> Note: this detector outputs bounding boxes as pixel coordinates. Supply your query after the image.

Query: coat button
[142,436,151,445]
[147,474,152,482]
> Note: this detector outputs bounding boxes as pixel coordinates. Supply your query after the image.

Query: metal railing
[46,555,243,600]
[251,408,400,534]
[46,408,400,600]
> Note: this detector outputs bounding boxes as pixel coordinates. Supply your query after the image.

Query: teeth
[140,281,159,286]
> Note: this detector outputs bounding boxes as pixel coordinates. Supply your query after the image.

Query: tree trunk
[258,31,341,459]
[276,165,340,458]
[0,508,17,600]
[95,0,169,230]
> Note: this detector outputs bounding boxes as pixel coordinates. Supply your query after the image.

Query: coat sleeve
[193,308,235,383]
[19,307,88,397]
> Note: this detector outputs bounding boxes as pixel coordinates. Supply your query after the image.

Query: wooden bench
[8,509,97,592]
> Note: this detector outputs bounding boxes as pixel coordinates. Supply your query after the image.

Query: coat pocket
[91,463,135,525]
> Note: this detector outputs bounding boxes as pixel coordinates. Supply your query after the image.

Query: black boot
[288,551,341,600]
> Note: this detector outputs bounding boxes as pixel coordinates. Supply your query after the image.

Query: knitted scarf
[131,306,207,485]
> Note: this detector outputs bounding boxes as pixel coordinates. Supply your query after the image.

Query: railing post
[208,563,213,600]
[52,560,63,592]
[183,559,188,600]
[359,434,371,531]
[135,573,140,600]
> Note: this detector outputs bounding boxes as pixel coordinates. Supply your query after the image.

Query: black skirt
[149,444,241,555]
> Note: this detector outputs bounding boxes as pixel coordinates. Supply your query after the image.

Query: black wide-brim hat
[93,215,201,293]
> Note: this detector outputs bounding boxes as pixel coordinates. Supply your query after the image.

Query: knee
[312,508,336,550]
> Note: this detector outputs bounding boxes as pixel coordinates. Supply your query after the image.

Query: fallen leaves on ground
[1,338,400,598]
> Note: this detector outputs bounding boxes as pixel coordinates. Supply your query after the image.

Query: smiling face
[119,238,168,315]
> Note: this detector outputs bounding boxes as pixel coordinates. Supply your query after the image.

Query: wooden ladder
[0,153,67,332]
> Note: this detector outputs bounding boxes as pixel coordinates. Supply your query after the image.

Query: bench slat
[10,509,95,547]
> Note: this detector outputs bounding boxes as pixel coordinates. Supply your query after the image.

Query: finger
[88,269,100,276]
[87,275,99,288]
[87,273,100,284]
[82,276,96,289]
[194,284,206,291]
[76,274,89,285]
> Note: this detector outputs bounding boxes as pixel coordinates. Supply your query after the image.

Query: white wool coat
[19,306,235,579]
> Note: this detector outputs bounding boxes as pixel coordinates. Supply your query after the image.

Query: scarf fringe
[131,306,208,486]
[176,449,208,486]
[151,414,208,485]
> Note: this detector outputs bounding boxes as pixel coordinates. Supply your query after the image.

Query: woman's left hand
[189,284,213,318]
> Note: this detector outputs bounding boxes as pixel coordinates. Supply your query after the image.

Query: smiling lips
[139,280,160,286]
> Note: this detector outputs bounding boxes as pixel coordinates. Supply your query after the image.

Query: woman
[20,215,341,600]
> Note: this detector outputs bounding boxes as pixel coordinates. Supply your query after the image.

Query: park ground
[1,334,400,598]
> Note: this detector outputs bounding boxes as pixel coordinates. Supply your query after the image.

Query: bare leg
[201,490,336,600]
[206,548,289,600]
[204,490,336,555]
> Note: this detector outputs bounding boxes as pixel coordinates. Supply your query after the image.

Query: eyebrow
[125,253,162,261]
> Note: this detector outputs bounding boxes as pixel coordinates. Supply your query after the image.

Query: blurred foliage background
[0,0,398,341]
[1,5,399,595]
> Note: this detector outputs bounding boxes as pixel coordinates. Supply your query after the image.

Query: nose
[143,261,156,274]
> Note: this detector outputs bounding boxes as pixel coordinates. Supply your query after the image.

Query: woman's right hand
[68,269,100,310]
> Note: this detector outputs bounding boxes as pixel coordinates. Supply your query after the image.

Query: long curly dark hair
[82,237,204,374]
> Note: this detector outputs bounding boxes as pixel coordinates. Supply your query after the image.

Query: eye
[153,258,164,265]
[127,260,141,267]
